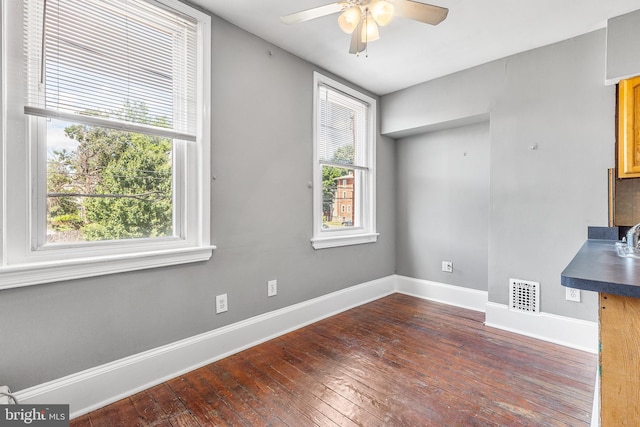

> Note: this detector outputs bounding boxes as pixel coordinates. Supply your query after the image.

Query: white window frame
[0,0,214,289]
[311,72,377,249]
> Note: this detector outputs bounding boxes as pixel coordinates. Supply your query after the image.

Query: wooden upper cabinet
[618,75,640,178]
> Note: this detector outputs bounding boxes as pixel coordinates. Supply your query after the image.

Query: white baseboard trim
[15,276,396,419]
[484,302,598,354]
[395,275,488,312]
[13,275,598,420]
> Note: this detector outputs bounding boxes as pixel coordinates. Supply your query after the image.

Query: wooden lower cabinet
[599,293,640,425]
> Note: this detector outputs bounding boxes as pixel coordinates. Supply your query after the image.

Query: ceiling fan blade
[393,0,448,25]
[281,2,345,25]
[349,19,366,54]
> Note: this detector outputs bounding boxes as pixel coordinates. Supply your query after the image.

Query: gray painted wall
[606,8,640,83]
[396,122,490,291]
[385,30,614,321]
[0,14,396,391]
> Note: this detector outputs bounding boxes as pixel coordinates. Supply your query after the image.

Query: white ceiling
[190,0,640,95]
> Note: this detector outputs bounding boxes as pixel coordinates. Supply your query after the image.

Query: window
[0,0,213,288]
[312,72,377,249]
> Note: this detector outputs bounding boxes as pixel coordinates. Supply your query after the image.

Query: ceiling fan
[281,0,449,55]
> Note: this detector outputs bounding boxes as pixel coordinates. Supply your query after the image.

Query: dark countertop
[561,239,640,298]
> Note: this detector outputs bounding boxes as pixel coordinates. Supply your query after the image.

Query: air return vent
[509,278,540,314]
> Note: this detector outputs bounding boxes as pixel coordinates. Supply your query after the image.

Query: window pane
[318,85,368,168]
[46,119,173,243]
[322,165,355,229]
[27,0,198,135]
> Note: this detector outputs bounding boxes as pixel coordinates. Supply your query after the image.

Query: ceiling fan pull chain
[364,10,368,57]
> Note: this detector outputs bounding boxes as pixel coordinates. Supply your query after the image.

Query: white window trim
[311,72,378,250]
[0,0,214,290]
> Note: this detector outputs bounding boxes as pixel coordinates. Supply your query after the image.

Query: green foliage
[49,213,83,231]
[332,144,354,164]
[322,166,343,216]
[82,132,172,240]
[46,102,173,242]
[47,149,80,222]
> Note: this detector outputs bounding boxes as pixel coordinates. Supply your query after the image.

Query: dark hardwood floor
[71,293,597,426]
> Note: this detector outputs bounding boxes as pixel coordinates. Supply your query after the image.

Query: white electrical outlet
[442,261,453,273]
[565,287,581,302]
[268,279,277,297]
[216,293,228,313]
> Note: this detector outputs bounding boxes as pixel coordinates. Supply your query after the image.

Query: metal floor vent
[509,278,540,314]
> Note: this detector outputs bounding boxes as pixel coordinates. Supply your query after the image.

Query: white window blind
[318,84,369,169]
[24,0,198,141]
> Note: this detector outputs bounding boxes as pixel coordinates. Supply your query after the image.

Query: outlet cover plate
[565,287,581,302]
[268,280,277,297]
[442,261,453,273]
[216,293,228,313]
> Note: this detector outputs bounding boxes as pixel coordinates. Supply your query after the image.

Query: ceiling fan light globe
[370,0,394,26]
[361,14,380,42]
[338,6,362,34]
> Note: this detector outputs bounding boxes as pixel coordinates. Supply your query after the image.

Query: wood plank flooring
[71,293,597,426]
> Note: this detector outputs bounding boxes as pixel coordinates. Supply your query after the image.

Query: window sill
[311,233,378,249]
[0,245,216,290]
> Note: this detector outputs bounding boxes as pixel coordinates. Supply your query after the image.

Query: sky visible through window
[48,120,76,154]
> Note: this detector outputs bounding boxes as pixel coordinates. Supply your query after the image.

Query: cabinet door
[599,293,640,425]
[618,75,640,178]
